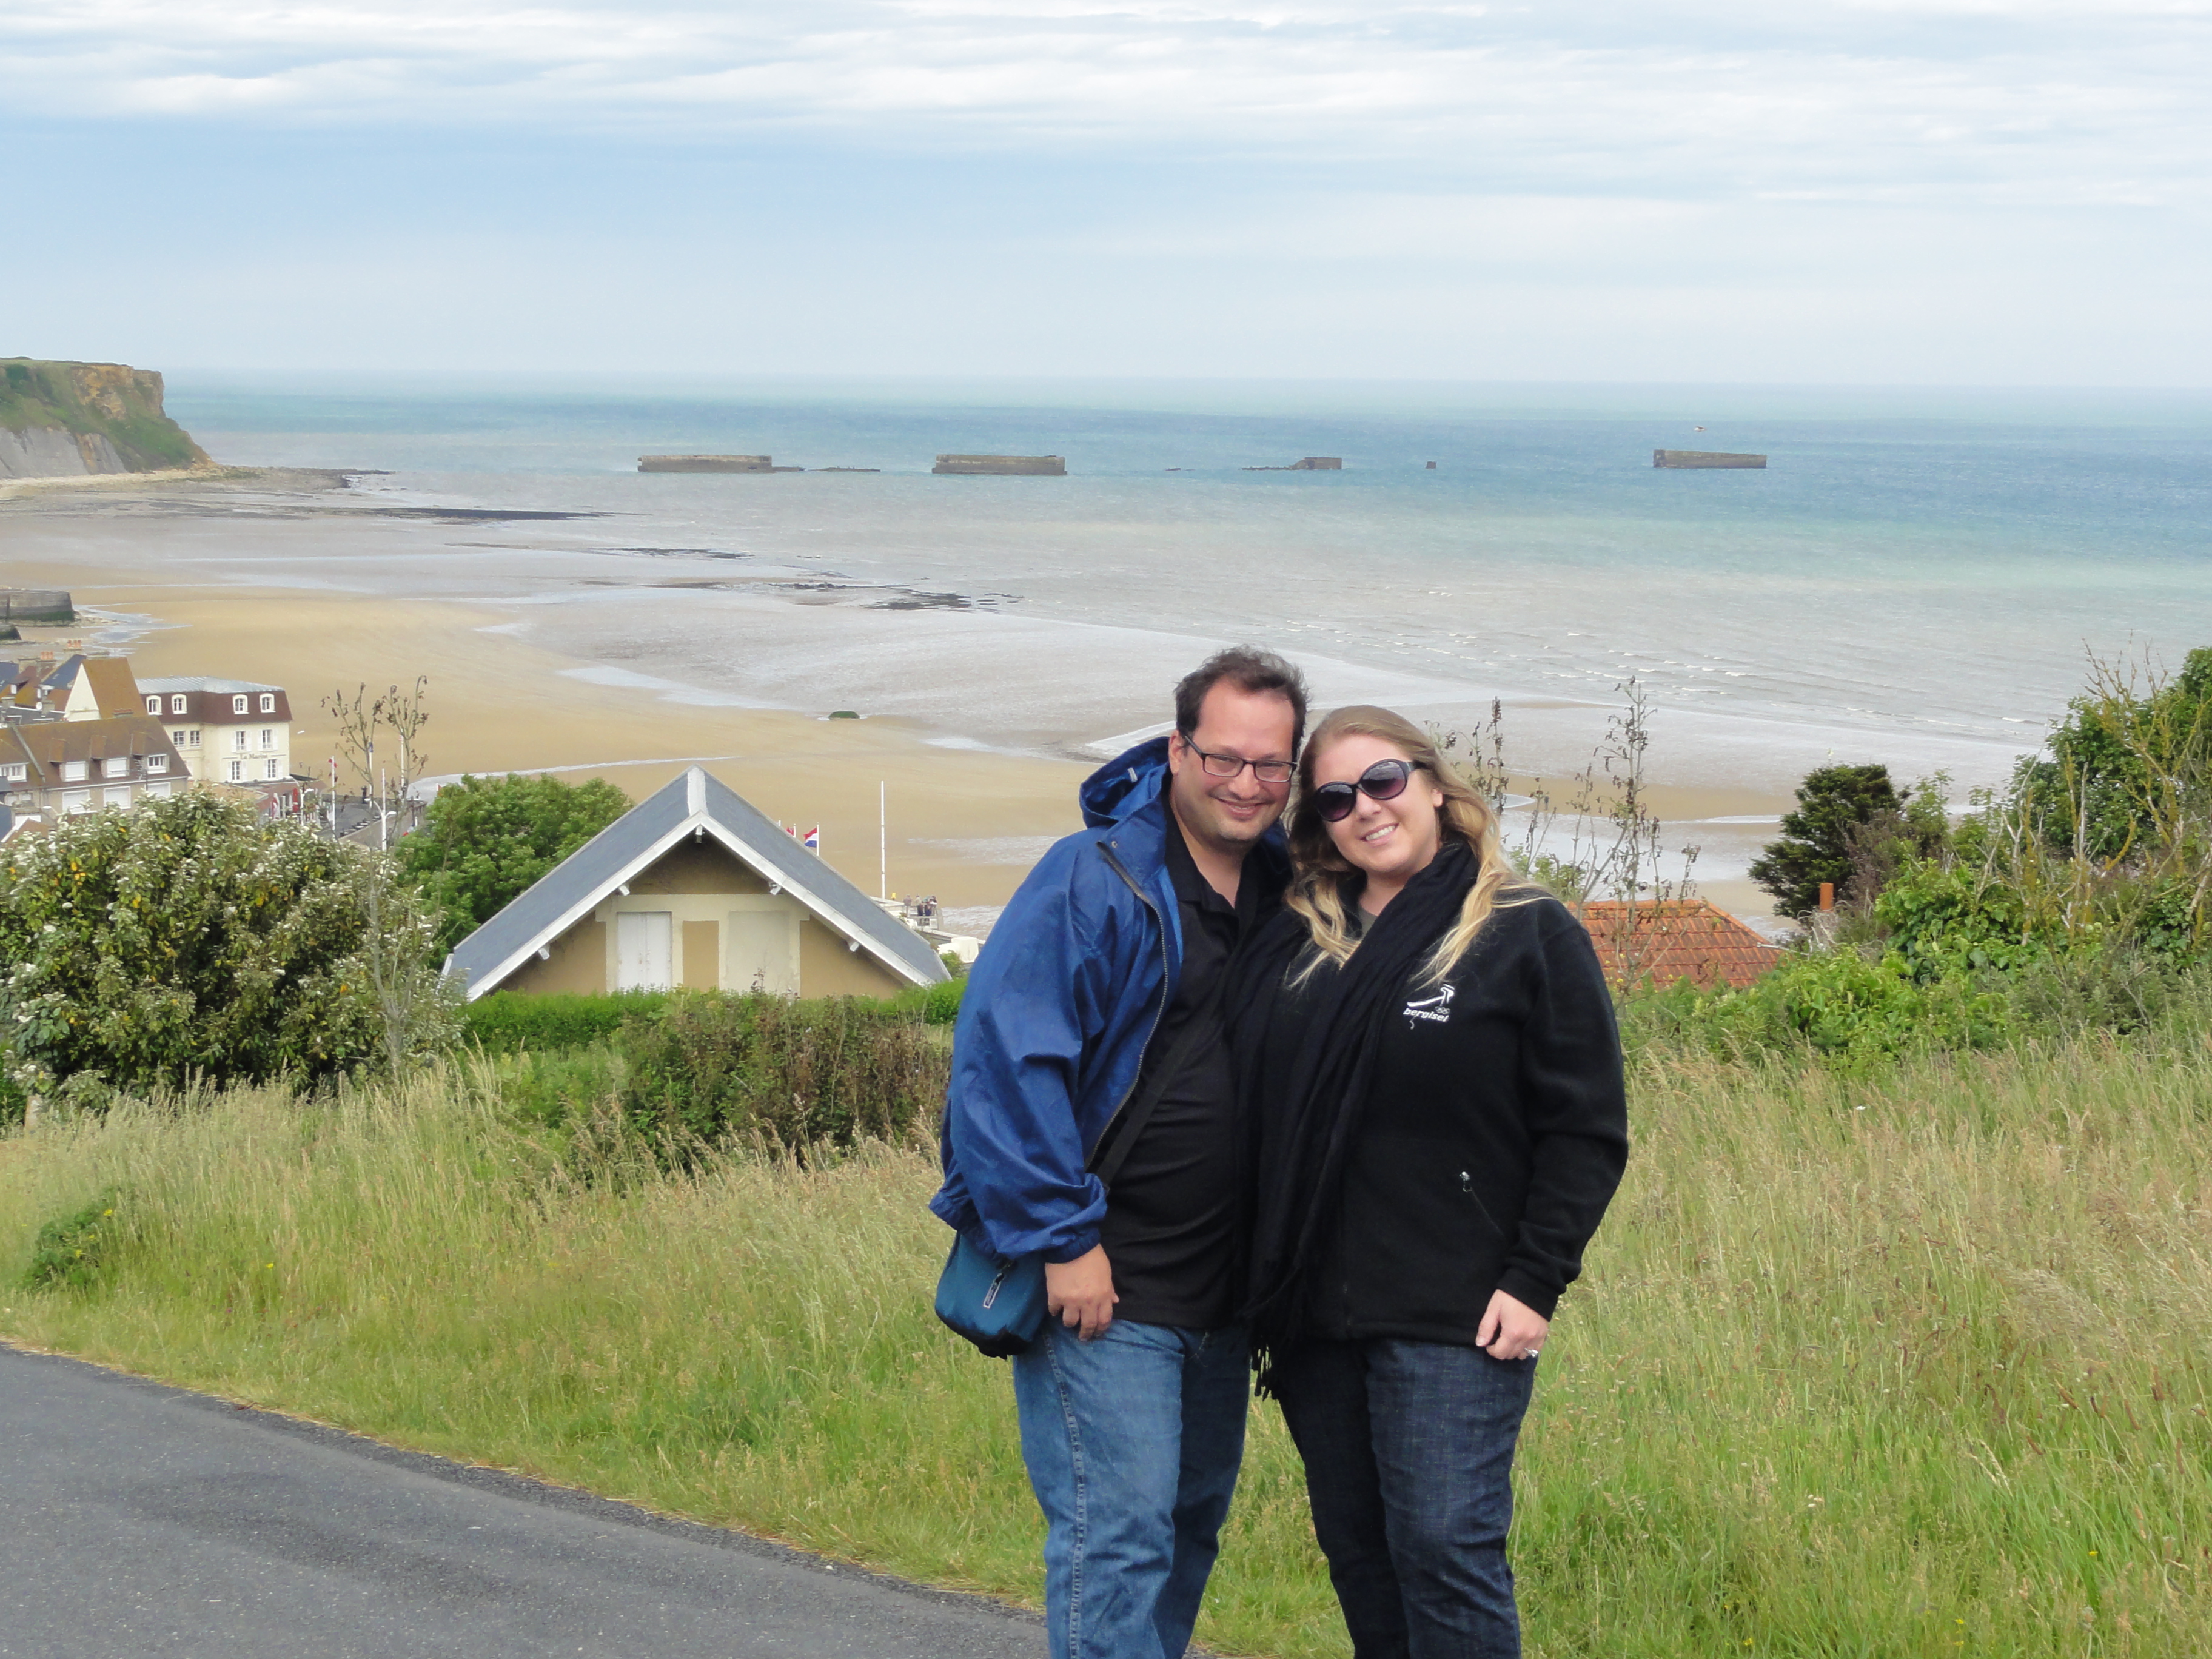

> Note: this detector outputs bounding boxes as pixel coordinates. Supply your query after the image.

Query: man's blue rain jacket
[929,735,1287,1265]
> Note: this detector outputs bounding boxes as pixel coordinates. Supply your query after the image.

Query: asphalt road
[0,1343,1044,1658]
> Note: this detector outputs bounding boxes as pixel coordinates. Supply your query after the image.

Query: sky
[4,1,2210,382]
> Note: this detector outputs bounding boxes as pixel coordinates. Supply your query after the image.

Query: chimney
[1818,882,1835,911]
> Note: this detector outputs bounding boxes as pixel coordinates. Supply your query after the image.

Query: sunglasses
[1311,757,1423,823]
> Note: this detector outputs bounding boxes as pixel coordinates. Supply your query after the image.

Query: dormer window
[147,755,168,774]
[104,756,130,779]
[232,694,249,714]
[259,693,276,713]
[62,760,88,783]
[147,695,162,715]
[1,763,25,783]
[171,694,187,714]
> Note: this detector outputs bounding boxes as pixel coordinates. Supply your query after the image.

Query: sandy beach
[2,471,1099,928]
[2,466,1802,922]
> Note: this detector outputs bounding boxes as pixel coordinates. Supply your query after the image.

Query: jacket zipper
[1460,1169,1505,1239]
[1087,839,1175,1170]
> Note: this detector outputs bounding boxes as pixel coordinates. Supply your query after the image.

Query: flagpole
[879,780,887,900]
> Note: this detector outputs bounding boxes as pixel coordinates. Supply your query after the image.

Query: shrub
[891,977,965,1026]
[1873,860,2039,981]
[1660,948,2010,1070]
[498,1044,629,1133]
[2013,646,2212,861]
[618,992,947,1154]
[21,1193,120,1290]
[2007,950,2193,1039]
[462,990,671,1054]
[0,792,454,1096]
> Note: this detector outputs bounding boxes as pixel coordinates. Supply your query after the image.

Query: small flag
[803,826,820,853]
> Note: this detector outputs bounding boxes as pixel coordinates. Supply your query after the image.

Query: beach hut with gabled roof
[444,766,948,1002]
[1575,898,1781,990]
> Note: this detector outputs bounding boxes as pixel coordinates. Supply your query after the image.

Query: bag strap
[1088,969,1231,1191]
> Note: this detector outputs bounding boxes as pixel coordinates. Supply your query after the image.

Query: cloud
[2,1,2208,206]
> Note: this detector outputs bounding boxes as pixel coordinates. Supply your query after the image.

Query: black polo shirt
[1095,813,1274,1329]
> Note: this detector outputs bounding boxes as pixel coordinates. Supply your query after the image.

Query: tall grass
[2,1036,2208,1657]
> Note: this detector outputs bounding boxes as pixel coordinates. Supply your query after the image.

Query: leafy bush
[498,1044,629,1132]
[2006,950,2194,1039]
[2013,646,2212,862]
[618,992,947,1154]
[398,773,632,956]
[21,1193,120,1290]
[0,793,454,1096]
[890,977,965,1026]
[463,990,671,1054]
[1670,948,2011,1070]
[1872,860,2040,981]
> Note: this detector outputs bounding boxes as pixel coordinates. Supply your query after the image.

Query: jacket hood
[1079,735,1172,829]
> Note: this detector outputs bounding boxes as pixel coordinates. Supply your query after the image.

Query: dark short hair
[1174,646,1309,751]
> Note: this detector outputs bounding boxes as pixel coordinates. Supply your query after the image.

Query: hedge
[461,990,671,1055]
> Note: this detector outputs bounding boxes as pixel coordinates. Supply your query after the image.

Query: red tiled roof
[1575,899,1781,990]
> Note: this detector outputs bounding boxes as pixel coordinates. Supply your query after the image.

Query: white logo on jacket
[1401,984,1455,1024]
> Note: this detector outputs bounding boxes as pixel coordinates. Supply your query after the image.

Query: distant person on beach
[1230,705,1627,1658]
[932,646,1306,1659]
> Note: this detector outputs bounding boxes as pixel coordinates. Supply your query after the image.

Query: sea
[162,375,2212,893]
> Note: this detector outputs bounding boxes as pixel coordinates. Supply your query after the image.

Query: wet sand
[2,468,1793,922]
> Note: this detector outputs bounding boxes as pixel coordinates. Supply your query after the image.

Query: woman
[1233,705,1628,1658]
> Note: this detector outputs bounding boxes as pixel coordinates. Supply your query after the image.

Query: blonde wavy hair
[1285,705,1536,986]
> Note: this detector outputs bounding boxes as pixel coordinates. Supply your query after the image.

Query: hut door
[615,911,674,991]
[725,908,799,995]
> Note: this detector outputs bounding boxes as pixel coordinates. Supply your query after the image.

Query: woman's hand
[1045,1245,1119,1341]
[1477,1289,1549,1362]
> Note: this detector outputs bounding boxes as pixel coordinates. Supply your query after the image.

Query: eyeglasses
[1177,734,1295,785]
[1311,758,1422,822]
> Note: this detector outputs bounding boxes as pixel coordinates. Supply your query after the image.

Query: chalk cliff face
[0,359,210,479]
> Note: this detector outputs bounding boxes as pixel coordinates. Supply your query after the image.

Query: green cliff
[0,358,210,477]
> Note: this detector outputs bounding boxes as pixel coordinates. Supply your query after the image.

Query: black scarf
[1236,839,1479,1389]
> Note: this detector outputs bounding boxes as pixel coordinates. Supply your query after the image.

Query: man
[932,645,1309,1659]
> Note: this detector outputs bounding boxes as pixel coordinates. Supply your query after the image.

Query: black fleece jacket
[1241,892,1628,1339]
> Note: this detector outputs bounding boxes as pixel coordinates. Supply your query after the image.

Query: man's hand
[1045,1245,1118,1341]
[1476,1289,1549,1363]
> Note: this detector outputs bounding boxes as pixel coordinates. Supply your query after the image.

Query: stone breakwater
[0,589,73,623]
[1654,449,1767,469]
[931,455,1066,475]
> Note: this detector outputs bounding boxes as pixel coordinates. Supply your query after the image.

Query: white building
[136,677,295,787]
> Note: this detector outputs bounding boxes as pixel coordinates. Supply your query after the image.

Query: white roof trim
[464,807,937,999]
[466,814,703,998]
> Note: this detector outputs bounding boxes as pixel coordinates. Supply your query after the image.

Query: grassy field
[2,1034,2208,1657]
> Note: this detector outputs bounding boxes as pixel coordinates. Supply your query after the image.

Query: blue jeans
[1011,1319,1250,1659]
[1272,1338,1538,1659]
